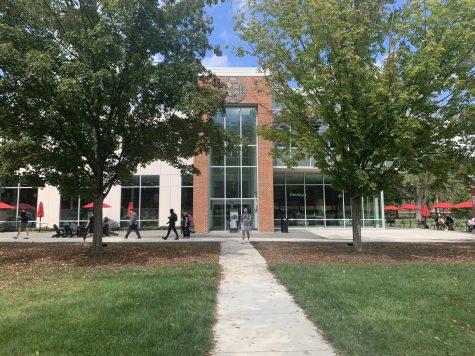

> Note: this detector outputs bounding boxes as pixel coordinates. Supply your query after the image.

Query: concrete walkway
[1,228,474,243]
[212,239,335,356]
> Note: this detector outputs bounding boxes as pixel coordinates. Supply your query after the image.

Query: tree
[236,0,474,251]
[0,0,227,253]
[386,168,472,221]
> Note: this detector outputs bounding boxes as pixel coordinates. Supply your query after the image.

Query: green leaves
[236,0,474,197]
[0,0,225,200]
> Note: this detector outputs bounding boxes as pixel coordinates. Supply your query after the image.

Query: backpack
[173,213,177,222]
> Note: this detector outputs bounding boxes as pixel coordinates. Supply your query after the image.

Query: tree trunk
[351,195,363,252]
[415,186,423,221]
[91,195,104,254]
[416,172,430,221]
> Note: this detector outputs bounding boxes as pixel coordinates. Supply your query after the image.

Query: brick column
[255,79,274,232]
[193,153,209,232]
[257,134,274,232]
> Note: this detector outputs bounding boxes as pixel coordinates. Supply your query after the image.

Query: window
[209,107,258,229]
[120,175,160,227]
[181,174,193,215]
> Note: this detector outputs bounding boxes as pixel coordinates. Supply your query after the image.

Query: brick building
[0,68,385,231]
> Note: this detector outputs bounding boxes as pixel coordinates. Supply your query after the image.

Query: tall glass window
[273,172,383,228]
[181,174,193,215]
[0,178,38,229]
[59,196,89,227]
[209,107,258,230]
[120,175,160,227]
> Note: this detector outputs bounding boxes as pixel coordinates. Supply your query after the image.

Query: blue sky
[203,0,258,67]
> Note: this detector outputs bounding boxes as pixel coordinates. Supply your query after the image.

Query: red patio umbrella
[17,202,35,210]
[37,202,44,231]
[82,202,112,209]
[400,204,421,210]
[454,201,473,209]
[127,201,134,217]
[384,205,400,211]
[430,202,455,209]
[0,202,15,209]
[421,204,431,217]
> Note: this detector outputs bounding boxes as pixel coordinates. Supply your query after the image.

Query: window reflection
[273,172,383,228]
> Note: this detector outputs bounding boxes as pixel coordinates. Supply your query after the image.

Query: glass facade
[274,171,383,228]
[0,178,38,229]
[120,175,160,227]
[209,107,258,230]
[59,196,89,227]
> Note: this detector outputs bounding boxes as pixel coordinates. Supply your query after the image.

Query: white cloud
[232,0,247,11]
[202,54,230,67]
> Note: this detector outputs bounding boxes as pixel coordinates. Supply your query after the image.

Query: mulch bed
[0,242,220,269]
[252,242,475,264]
[2,241,474,270]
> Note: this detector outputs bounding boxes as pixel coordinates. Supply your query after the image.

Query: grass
[0,264,219,355]
[269,263,475,356]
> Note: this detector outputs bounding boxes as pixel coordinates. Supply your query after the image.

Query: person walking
[241,208,252,242]
[13,209,30,239]
[163,208,179,240]
[183,213,191,238]
[125,209,141,239]
[189,213,194,233]
[84,214,94,241]
[180,213,186,237]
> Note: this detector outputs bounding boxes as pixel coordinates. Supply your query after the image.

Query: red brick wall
[193,75,274,232]
[193,153,209,233]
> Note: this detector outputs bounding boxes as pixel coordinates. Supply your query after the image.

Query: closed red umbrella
[421,204,431,217]
[0,202,15,209]
[37,202,44,231]
[454,201,473,209]
[82,202,112,208]
[37,202,44,218]
[384,205,400,211]
[127,201,134,217]
[431,202,455,209]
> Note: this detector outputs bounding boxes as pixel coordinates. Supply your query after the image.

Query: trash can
[280,218,288,233]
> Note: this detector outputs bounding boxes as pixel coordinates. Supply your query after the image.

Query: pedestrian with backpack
[13,209,30,239]
[163,208,179,240]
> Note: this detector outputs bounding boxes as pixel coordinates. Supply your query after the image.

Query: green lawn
[0,264,219,355]
[270,263,475,356]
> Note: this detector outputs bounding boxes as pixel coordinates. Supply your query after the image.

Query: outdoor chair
[68,222,79,237]
[63,224,73,237]
[63,223,80,237]
[103,219,119,236]
[51,224,67,238]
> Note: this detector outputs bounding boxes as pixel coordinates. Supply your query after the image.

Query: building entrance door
[210,201,225,230]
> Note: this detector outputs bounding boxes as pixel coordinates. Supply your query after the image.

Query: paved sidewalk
[1,228,473,243]
[212,239,335,356]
